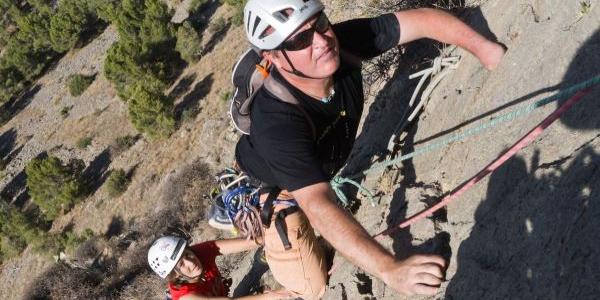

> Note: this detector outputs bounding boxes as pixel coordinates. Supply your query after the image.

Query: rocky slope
[0,0,598,299]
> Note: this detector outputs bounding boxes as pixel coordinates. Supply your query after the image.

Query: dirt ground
[0,0,598,299]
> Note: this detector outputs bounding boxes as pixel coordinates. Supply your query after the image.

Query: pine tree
[25,156,85,221]
[128,81,175,139]
[114,0,146,44]
[49,0,93,52]
[0,62,25,104]
[176,21,202,63]
[13,6,53,52]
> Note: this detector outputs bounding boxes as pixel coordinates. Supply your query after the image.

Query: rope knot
[432,56,443,74]
[330,176,376,207]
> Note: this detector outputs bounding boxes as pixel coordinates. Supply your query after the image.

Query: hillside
[0,0,599,299]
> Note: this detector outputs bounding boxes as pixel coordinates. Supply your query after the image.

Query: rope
[387,55,461,151]
[375,88,593,238]
[330,75,600,205]
[331,176,376,207]
[329,87,595,275]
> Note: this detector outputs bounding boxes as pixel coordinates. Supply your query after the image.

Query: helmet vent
[273,10,290,23]
[246,11,252,32]
[251,16,262,36]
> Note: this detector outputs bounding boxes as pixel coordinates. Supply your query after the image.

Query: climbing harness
[210,168,301,250]
[259,187,300,250]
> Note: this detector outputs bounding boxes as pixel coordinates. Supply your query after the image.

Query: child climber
[148,235,291,300]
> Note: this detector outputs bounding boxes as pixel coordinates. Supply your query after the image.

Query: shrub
[0,63,25,105]
[0,235,24,262]
[115,135,137,150]
[0,202,44,260]
[105,169,129,197]
[104,41,146,99]
[25,156,85,221]
[128,81,175,138]
[221,0,245,26]
[180,107,200,123]
[68,74,95,96]
[189,0,210,14]
[220,90,232,102]
[49,0,93,52]
[208,16,227,34]
[91,0,120,23]
[76,136,93,149]
[176,21,202,63]
[0,157,7,171]
[60,106,70,118]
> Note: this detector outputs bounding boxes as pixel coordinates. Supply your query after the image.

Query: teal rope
[331,75,600,204]
[331,176,376,207]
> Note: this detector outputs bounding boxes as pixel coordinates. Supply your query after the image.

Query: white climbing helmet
[147,236,187,278]
[244,0,325,50]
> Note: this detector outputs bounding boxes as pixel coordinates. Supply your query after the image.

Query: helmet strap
[280,49,319,79]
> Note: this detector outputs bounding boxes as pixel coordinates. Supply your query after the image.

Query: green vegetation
[189,0,210,14]
[0,200,95,261]
[221,0,246,26]
[105,168,129,197]
[68,74,95,96]
[104,0,180,99]
[91,0,120,22]
[49,0,95,52]
[128,81,176,138]
[115,135,137,149]
[102,0,181,138]
[220,90,232,102]
[0,202,43,261]
[181,107,200,123]
[0,157,7,171]
[176,21,202,63]
[76,136,93,149]
[25,156,85,221]
[0,0,104,105]
[208,16,227,34]
[60,106,71,118]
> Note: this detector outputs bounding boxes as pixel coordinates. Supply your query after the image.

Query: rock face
[324,1,600,299]
[1,0,599,299]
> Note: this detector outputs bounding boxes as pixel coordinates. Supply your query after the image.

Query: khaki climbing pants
[262,202,327,300]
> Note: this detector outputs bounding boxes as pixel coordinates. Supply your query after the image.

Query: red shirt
[168,241,227,300]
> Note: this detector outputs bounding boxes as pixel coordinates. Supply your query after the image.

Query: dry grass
[23,158,215,299]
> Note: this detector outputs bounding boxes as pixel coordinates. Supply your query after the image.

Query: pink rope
[375,89,592,239]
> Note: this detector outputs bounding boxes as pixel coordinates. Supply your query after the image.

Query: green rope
[331,75,600,204]
[331,176,376,207]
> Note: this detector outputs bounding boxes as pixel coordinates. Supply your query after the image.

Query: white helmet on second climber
[147,236,187,278]
[244,0,325,50]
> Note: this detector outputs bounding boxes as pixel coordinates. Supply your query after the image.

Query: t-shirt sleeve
[191,241,221,259]
[253,104,328,192]
[333,13,401,60]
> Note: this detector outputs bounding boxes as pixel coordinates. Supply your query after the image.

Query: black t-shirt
[235,13,400,192]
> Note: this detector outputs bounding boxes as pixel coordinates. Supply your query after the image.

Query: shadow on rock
[82,148,112,195]
[558,29,600,130]
[0,128,18,160]
[447,29,600,300]
[0,84,41,123]
[446,147,600,299]
[233,247,270,297]
[175,73,214,122]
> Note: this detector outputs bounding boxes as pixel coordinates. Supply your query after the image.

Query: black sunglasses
[277,13,331,51]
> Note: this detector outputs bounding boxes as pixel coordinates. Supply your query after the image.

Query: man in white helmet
[235,0,505,297]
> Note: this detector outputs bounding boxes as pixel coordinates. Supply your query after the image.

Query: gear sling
[230,49,317,250]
